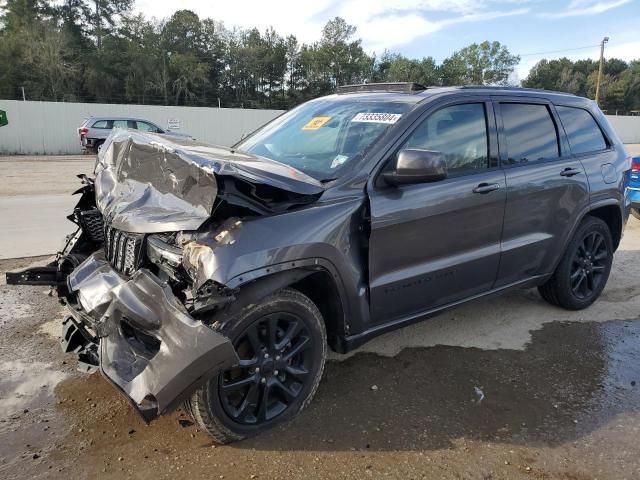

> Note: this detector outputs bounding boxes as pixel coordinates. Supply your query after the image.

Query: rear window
[500,103,560,165]
[92,120,110,129]
[556,106,608,154]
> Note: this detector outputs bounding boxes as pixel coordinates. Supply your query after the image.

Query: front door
[368,100,506,324]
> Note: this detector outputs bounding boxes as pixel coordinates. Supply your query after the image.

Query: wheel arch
[214,261,348,352]
[289,270,346,352]
[587,203,623,251]
[545,200,624,278]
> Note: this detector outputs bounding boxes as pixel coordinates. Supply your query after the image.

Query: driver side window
[401,103,489,177]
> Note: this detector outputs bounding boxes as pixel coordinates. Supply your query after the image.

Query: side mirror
[382,149,447,186]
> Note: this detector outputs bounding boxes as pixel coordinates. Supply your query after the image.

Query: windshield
[235,97,413,181]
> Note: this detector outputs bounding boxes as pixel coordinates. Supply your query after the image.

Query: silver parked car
[78,116,194,152]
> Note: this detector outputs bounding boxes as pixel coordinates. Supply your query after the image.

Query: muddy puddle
[3,319,634,480]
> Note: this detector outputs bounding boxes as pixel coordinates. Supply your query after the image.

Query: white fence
[606,115,640,144]
[0,100,638,155]
[0,100,284,155]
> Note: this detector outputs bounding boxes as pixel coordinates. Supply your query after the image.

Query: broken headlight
[182,241,216,287]
[180,219,242,287]
[146,235,183,279]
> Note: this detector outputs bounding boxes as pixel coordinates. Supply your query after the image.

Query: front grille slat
[102,223,145,276]
[78,209,104,243]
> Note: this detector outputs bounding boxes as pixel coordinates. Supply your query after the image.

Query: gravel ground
[1,221,640,480]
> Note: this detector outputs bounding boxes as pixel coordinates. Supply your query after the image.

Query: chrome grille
[103,225,145,275]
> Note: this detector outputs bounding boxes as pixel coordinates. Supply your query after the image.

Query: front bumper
[67,252,239,421]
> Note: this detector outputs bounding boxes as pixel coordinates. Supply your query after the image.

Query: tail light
[632,157,640,173]
[78,127,89,136]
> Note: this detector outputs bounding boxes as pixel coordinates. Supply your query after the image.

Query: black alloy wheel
[569,230,608,299]
[219,312,314,424]
[188,288,326,444]
[538,216,613,310]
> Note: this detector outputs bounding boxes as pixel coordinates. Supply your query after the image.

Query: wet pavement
[1,223,640,479]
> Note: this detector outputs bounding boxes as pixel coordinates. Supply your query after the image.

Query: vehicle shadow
[239,318,640,452]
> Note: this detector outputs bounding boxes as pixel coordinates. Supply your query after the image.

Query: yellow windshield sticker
[302,116,331,130]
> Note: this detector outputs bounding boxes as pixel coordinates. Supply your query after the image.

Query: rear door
[493,98,590,287]
[368,98,506,324]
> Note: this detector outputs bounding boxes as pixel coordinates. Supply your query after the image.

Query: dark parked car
[8,83,631,443]
[78,116,193,152]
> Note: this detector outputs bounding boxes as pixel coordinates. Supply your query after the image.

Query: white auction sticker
[351,112,402,124]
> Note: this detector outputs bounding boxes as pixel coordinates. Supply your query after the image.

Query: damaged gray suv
[7,83,632,443]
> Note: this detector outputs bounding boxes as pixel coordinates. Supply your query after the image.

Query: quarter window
[400,103,489,176]
[500,103,559,165]
[556,106,608,154]
[91,120,109,129]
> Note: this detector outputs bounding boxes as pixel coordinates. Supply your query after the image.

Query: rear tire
[538,216,613,310]
[631,208,640,221]
[189,288,327,444]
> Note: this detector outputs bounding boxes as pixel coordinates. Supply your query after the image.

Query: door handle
[473,182,501,194]
[560,167,582,177]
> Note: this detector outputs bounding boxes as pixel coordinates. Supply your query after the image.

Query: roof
[87,116,160,123]
[332,83,590,106]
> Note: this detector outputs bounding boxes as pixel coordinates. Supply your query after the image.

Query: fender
[211,257,361,344]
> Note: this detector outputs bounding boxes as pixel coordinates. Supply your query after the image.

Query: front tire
[189,288,327,444]
[538,216,613,310]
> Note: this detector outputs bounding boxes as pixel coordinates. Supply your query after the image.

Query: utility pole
[95,1,102,51]
[595,36,609,106]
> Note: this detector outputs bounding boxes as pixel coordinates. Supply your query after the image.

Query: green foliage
[0,3,527,109]
[455,41,520,85]
[523,57,640,113]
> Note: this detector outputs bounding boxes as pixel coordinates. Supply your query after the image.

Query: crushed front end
[65,251,238,421]
[6,129,324,422]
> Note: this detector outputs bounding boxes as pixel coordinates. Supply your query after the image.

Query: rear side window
[91,120,110,129]
[500,103,559,165]
[112,120,128,128]
[556,106,608,154]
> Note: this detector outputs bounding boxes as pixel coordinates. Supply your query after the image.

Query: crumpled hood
[95,129,324,233]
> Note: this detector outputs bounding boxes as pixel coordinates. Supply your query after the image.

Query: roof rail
[336,82,427,94]
[458,85,577,96]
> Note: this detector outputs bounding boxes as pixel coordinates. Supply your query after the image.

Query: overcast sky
[134,0,640,80]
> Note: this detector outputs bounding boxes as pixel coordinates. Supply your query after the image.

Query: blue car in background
[630,156,640,220]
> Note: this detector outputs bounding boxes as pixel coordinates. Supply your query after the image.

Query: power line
[518,44,601,57]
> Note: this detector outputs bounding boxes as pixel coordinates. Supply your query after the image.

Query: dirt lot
[1,218,640,479]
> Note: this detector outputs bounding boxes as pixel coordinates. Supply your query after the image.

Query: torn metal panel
[67,252,239,420]
[95,130,324,233]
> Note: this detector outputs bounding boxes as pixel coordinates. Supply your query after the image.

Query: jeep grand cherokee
[7,83,631,443]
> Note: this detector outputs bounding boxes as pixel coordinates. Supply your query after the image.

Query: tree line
[523,57,640,114]
[1,0,638,113]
